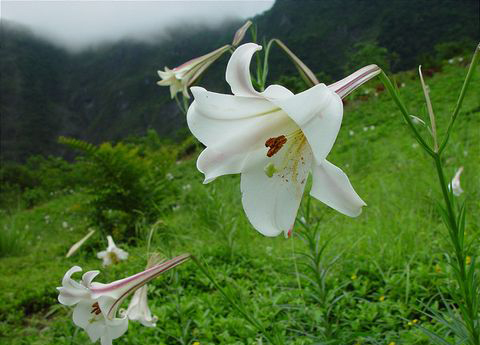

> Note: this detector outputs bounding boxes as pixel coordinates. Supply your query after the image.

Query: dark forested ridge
[1,0,478,162]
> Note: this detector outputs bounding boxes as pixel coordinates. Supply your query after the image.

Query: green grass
[0,60,478,345]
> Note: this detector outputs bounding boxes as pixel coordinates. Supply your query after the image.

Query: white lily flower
[449,166,464,196]
[123,254,162,327]
[187,43,380,237]
[157,45,231,99]
[57,254,190,345]
[97,236,128,267]
[124,285,158,327]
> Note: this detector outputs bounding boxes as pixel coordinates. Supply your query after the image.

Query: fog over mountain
[1,0,274,51]
[1,0,478,162]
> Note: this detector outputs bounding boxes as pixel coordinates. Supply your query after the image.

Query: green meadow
[1,59,478,345]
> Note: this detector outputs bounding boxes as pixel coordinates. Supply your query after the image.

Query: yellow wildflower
[466,256,472,265]
[351,274,358,280]
[434,263,441,273]
[379,295,385,302]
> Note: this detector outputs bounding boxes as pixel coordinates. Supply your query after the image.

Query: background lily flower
[123,254,162,327]
[97,236,128,267]
[124,285,158,327]
[57,254,190,345]
[157,44,230,99]
[187,43,380,237]
[449,166,464,196]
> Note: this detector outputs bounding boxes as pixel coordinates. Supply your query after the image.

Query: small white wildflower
[182,184,191,191]
[349,130,355,136]
[166,173,174,180]
[62,221,69,229]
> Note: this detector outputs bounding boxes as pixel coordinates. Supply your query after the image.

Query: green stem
[433,154,479,344]
[191,256,281,345]
[439,43,480,154]
[378,72,435,157]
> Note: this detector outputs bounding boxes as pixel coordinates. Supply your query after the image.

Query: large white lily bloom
[449,166,464,196]
[57,254,190,345]
[97,236,128,267]
[157,45,231,99]
[187,43,381,237]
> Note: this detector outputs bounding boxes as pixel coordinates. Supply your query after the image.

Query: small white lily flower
[157,45,231,99]
[449,166,464,196]
[57,254,189,345]
[123,254,162,327]
[187,43,380,237]
[124,285,158,327]
[97,236,128,267]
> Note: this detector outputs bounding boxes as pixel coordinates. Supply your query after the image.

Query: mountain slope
[1,0,478,162]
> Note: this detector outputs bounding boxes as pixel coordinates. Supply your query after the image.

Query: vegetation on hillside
[1,57,478,344]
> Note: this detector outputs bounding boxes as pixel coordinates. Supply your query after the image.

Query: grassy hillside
[0,59,479,345]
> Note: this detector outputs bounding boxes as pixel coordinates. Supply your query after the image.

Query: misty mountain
[1,0,478,162]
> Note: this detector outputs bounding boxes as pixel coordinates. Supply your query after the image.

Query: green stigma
[264,162,278,178]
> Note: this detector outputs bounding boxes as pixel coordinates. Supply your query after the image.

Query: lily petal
[310,160,366,217]
[73,300,95,330]
[187,86,279,147]
[240,139,313,237]
[57,266,91,306]
[196,109,294,183]
[328,64,381,98]
[270,83,343,163]
[226,43,262,97]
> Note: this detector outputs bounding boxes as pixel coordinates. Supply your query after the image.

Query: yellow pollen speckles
[265,135,287,157]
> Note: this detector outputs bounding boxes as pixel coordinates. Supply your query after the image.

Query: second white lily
[57,254,190,345]
[187,43,381,237]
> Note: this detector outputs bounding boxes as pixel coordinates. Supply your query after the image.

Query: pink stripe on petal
[91,254,190,296]
[329,65,381,99]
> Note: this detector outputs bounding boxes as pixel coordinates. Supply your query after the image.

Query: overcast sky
[1,0,274,51]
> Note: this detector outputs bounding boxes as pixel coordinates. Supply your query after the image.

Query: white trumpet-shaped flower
[97,236,128,267]
[124,285,158,327]
[449,166,464,196]
[57,254,190,345]
[123,254,162,327]
[187,43,381,237]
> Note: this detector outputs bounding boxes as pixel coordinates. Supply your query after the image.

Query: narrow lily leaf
[232,20,253,47]
[66,230,95,258]
[418,65,438,151]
